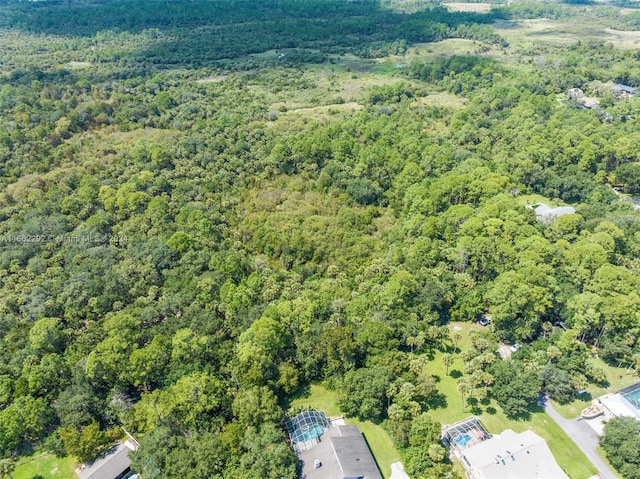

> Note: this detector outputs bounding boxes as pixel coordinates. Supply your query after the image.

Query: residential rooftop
[460,429,569,479]
[527,203,576,223]
[77,441,137,479]
[296,423,382,479]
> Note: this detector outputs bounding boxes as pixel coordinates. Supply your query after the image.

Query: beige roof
[461,429,569,479]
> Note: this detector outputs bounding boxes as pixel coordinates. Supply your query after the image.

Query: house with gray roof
[76,440,138,479]
[612,83,637,98]
[293,418,382,479]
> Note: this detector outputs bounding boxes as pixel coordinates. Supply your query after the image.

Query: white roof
[528,203,576,223]
[461,429,569,479]
[600,393,640,419]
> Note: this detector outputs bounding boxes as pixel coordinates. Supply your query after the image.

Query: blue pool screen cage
[285,410,331,452]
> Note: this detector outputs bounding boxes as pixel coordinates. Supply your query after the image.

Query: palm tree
[442,353,454,376]
[457,378,471,413]
[0,458,16,479]
[453,332,462,353]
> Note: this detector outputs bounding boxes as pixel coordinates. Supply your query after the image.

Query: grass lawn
[289,384,401,478]
[548,358,639,420]
[515,193,568,208]
[551,395,592,420]
[429,322,597,479]
[588,356,640,396]
[13,453,76,479]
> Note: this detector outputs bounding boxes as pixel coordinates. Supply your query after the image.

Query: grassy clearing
[289,383,342,416]
[13,453,76,479]
[551,395,593,420]
[272,102,364,124]
[550,357,639,419]
[289,384,401,478]
[515,193,569,207]
[588,356,640,395]
[414,38,484,57]
[443,2,494,13]
[416,91,467,109]
[493,17,640,50]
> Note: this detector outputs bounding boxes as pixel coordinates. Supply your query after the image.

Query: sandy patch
[196,75,228,83]
[444,2,493,13]
[67,61,92,69]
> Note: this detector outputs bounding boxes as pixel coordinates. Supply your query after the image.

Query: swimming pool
[292,424,325,444]
[622,384,640,411]
[454,433,472,447]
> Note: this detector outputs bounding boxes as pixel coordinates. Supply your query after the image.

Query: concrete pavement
[538,394,618,479]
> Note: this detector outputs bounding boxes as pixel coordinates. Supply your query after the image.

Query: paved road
[538,394,618,479]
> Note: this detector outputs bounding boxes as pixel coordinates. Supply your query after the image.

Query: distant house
[459,429,569,479]
[286,410,382,479]
[76,440,138,479]
[567,88,600,109]
[527,203,575,224]
[581,97,600,109]
[612,83,637,98]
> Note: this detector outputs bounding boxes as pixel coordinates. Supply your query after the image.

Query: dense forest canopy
[1,0,640,478]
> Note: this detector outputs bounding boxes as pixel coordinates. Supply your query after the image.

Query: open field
[13,453,76,479]
[289,384,401,478]
[444,2,494,13]
[416,91,468,109]
[414,38,485,57]
[515,193,570,208]
[494,18,640,49]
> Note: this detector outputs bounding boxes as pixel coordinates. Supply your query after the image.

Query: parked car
[479,315,492,326]
[509,343,522,352]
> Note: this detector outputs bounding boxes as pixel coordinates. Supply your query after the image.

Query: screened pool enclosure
[285,410,331,452]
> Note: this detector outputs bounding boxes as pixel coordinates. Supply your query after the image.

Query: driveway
[538,394,618,479]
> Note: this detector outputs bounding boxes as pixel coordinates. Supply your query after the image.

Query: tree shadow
[485,406,497,415]
[467,398,483,415]
[283,383,311,409]
[360,432,385,478]
[450,369,463,379]
[417,347,437,361]
[427,392,448,410]
[577,392,593,402]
